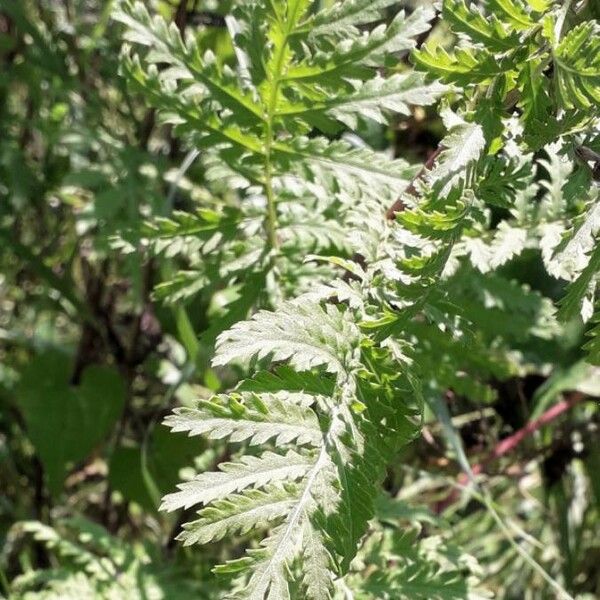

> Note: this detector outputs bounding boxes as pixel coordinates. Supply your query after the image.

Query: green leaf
[17,354,125,495]
[164,391,323,448]
[583,309,600,365]
[549,194,600,322]
[364,563,469,599]
[477,155,532,208]
[161,450,314,511]
[465,222,528,273]
[486,0,536,30]
[553,21,600,110]
[109,446,155,510]
[285,7,434,82]
[442,0,520,51]
[413,44,504,86]
[557,244,600,322]
[120,51,265,157]
[213,302,362,376]
[518,56,554,147]
[238,366,336,397]
[428,110,486,194]
[300,522,335,599]
[178,484,299,546]
[280,72,447,129]
[275,135,419,196]
[308,0,399,38]
[109,425,203,511]
[114,1,264,122]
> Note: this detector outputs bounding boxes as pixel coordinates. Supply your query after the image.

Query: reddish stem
[386,145,444,219]
[469,393,584,478]
[437,393,585,511]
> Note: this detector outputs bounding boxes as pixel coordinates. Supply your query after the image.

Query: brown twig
[386,145,444,220]
[174,0,190,37]
[469,392,584,476]
[436,393,586,512]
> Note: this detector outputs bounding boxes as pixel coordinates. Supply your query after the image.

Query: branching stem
[262,2,308,251]
[264,26,289,250]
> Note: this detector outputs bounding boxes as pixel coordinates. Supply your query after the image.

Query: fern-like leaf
[161,450,314,511]
[177,485,300,546]
[213,302,361,375]
[553,21,600,110]
[164,391,323,447]
[442,0,520,51]
[427,109,486,194]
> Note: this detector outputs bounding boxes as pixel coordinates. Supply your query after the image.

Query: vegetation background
[0,0,598,598]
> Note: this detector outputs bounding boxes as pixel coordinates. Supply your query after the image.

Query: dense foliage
[1,1,599,599]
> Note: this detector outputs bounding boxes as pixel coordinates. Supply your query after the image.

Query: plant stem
[475,489,575,600]
[264,83,283,251]
[264,143,280,250]
[0,565,9,597]
[431,392,577,599]
[262,6,304,251]
[466,392,584,478]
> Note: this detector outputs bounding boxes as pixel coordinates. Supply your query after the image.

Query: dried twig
[386,145,444,219]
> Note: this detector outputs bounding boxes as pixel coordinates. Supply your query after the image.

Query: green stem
[0,565,9,597]
[262,4,305,251]
[429,394,576,600]
[474,488,575,600]
[264,140,279,250]
[264,63,285,251]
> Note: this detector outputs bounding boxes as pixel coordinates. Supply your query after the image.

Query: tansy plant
[112,0,600,598]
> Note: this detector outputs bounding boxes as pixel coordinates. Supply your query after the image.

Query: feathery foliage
[110,0,600,596]
[4,0,600,599]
